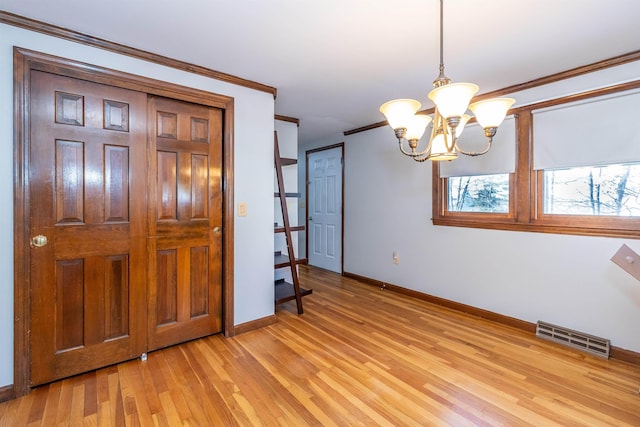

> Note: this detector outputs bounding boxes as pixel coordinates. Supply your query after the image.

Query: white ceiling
[2,0,640,143]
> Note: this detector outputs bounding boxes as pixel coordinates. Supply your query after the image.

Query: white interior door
[307,146,343,272]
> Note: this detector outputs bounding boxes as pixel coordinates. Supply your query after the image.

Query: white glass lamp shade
[454,114,471,138]
[429,130,457,161]
[405,114,432,141]
[379,99,422,131]
[469,97,515,128]
[428,83,479,119]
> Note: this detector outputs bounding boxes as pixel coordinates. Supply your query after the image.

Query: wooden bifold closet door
[146,96,223,351]
[28,71,223,386]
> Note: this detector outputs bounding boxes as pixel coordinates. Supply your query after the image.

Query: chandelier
[379,0,515,162]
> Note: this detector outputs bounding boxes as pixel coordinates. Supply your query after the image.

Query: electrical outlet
[393,251,399,265]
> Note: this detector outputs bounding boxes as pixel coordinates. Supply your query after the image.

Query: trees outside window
[448,174,509,213]
[543,163,640,216]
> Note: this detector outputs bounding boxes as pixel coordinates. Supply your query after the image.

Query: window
[543,163,640,216]
[438,117,516,219]
[433,81,640,238]
[448,174,510,213]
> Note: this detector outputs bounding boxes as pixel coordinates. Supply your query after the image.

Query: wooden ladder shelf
[274,131,311,314]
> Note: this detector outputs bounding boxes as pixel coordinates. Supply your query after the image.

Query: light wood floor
[1,266,640,426]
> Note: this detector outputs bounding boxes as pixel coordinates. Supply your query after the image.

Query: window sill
[432,217,640,239]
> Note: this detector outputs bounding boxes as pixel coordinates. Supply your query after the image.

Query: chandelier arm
[432,110,446,142]
[455,138,493,157]
[398,139,431,158]
[398,139,418,157]
[413,154,432,163]
[443,124,456,152]
[433,110,457,154]
[430,116,440,141]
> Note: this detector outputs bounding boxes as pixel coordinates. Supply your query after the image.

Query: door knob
[308,217,313,221]
[213,226,221,234]
[31,235,48,247]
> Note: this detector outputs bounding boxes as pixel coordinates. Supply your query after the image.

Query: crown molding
[346,49,640,136]
[0,11,277,97]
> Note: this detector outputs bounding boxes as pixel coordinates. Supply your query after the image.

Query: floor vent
[536,321,610,359]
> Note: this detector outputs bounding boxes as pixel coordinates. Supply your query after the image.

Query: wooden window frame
[433,81,640,239]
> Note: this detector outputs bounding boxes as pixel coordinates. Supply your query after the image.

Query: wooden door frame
[305,143,345,273]
[13,47,236,397]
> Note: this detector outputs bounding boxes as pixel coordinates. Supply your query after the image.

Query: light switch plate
[611,244,640,282]
[238,202,247,217]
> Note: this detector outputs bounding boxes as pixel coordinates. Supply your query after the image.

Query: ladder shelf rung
[274,225,305,233]
[275,253,308,269]
[275,280,313,304]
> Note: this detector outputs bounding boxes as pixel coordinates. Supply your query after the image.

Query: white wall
[342,121,640,354]
[0,23,275,388]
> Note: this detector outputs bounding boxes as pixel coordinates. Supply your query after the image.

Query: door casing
[13,47,236,397]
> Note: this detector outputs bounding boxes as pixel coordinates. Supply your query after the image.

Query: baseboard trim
[610,346,640,365]
[343,271,536,333]
[0,384,15,403]
[233,314,278,336]
[342,271,640,366]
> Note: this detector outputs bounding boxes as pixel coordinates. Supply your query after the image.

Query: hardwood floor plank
[136,358,163,418]
[25,384,47,425]
[82,371,98,419]
[39,382,62,427]
[111,373,126,426]
[172,345,236,425]
[69,383,85,424]
[0,400,10,425]
[2,265,640,426]
[314,370,394,426]
[53,375,74,425]
[119,362,154,426]
[235,341,331,425]
[363,361,475,426]
[155,391,180,426]
[95,378,109,427]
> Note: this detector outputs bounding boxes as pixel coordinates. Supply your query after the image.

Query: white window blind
[440,116,516,178]
[533,89,640,170]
